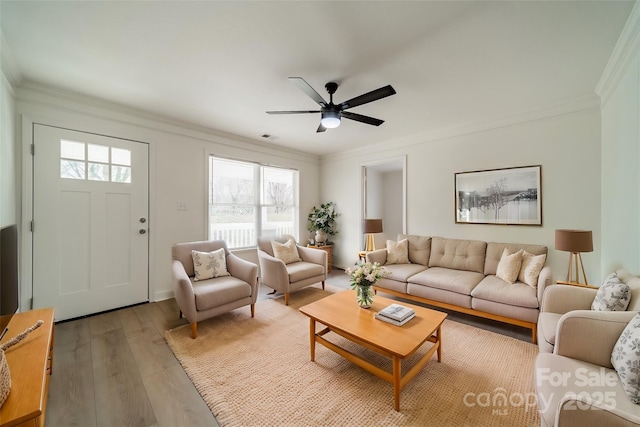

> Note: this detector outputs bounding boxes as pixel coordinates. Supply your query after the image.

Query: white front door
[32,124,149,321]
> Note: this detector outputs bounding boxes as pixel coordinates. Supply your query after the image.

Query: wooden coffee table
[299,290,447,411]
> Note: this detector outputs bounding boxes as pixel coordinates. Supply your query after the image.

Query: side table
[307,244,332,273]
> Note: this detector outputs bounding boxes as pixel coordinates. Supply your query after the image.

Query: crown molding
[0,31,22,89]
[596,1,640,106]
[16,81,320,165]
[322,93,600,164]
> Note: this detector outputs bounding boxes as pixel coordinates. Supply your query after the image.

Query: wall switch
[177,201,188,211]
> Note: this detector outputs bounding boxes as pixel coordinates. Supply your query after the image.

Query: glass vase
[356,285,375,308]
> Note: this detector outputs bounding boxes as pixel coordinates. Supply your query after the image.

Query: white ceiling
[1,1,634,156]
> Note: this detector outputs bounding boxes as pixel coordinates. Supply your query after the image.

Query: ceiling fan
[267,77,396,133]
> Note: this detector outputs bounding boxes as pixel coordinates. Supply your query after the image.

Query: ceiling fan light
[321,111,341,129]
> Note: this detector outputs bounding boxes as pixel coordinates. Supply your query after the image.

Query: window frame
[208,155,299,249]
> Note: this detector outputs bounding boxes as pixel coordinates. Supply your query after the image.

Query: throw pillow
[518,251,547,288]
[192,248,230,281]
[386,239,409,265]
[271,239,301,264]
[592,273,631,311]
[496,248,523,284]
[611,313,640,404]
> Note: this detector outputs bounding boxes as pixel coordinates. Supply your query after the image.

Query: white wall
[322,107,603,284]
[15,84,320,306]
[599,5,640,276]
[0,72,16,227]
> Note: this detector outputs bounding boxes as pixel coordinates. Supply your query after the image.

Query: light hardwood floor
[45,269,531,427]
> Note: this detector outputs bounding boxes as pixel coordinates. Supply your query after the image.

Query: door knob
[139,218,147,223]
[139,229,146,234]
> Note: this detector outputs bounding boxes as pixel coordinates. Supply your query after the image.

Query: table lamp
[363,219,383,252]
[555,229,593,286]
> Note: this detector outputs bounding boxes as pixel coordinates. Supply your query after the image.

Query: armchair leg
[251,304,255,318]
[321,280,325,290]
[190,322,197,339]
[179,310,183,319]
[285,293,290,306]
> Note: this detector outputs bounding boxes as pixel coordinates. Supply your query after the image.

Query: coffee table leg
[437,325,442,362]
[393,356,401,411]
[309,318,316,362]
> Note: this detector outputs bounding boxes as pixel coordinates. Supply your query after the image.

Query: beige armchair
[171,240,258,338]
[535,310,640,427]
[257,235,327,305]
[537,269,640,353]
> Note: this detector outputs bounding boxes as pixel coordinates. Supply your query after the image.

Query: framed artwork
[455,165,542,225]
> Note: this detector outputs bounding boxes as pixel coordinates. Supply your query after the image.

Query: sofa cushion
[484,242,547,275]
[192,248,230,281]
[496,248,523,284]
[617,269,640,311]
[382,263,428,283]
[592,273,631,311]
[471,275,539,308]
[518,251,547,288]
[408,267,484,296]
[611,313,640,404]
[193,276,251,310]
[286,261,324,283]
[386,239,409,264]
[271,239,301,265]
[429,237,487,273]
[398,234,431,266]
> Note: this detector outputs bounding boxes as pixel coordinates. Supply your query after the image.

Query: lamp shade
[363,219,383,234]
[555,229,593,253]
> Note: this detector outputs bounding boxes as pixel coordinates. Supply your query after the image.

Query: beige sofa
[366,235,551,343]
[535,310,640,427]
[537,269,640,353]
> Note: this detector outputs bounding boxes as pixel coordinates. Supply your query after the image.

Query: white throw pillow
[611,313,640,404]
[271,239,301,264]
[496,248,523,284]
[192,248,230,281]
[518,251,546,288]
[592,273,631,311]
[386,239,409,265]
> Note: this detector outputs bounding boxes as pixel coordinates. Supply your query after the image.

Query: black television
[0,224,19,341]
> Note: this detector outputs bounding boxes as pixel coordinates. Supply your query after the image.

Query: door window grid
[60,140,131,183]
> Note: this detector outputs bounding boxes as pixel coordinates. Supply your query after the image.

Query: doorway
[362,156,406,248]
[32,124,149,321]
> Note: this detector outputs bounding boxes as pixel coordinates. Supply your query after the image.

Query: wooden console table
[0,307,55,427]
[307,244,332,272]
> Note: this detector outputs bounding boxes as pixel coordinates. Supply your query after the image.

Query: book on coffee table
[377,304,415,322]
[375,311,416,326]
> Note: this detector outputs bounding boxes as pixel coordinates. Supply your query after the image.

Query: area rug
[165,287,541,426]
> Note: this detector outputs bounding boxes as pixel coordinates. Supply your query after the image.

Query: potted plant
[307,202,339,245]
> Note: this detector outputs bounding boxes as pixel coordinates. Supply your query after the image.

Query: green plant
[307,202,339,235]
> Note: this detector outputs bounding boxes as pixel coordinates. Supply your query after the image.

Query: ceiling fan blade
[266,110,321,114]
[316,123,327,133]
[289,77,328,107]
[340,85,396,110]
[341,111,385,126]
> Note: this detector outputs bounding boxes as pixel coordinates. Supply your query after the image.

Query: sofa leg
[179,310,182,319]
[251,304,255,318]
[285,293,290,306]
[322,280,325,290]
[190,322,197,339]
[531,324,537,344]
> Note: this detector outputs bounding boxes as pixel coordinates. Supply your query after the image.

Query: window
[209,156,298,249]
[60,140,131,183]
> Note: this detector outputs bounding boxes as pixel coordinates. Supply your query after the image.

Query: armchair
[538,269,640,353]
[171,240,258,338]
[257,235,327,305]
[535,310,640,427]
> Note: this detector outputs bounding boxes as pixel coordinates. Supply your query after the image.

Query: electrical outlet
[177,201,188,211]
